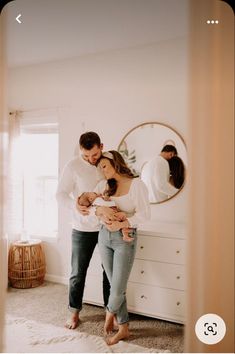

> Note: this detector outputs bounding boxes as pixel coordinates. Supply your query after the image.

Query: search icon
[207,325,214,333]
[195,313,226,345]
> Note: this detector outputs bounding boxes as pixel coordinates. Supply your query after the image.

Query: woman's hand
[104,220,122,232]
[96,206,117,221]
[114,211,127,221]
[105,219,130,232]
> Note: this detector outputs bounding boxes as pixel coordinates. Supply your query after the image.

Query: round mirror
[117,122,187,204]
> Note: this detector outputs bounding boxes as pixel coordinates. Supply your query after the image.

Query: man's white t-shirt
[56,156,104,231]
[141,155,178,203]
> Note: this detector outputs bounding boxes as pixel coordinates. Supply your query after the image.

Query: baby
[77,192,135,242]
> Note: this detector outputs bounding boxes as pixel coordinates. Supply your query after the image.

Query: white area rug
[3,316,169,353]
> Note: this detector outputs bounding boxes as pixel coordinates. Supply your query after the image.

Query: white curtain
[6,111,23,241]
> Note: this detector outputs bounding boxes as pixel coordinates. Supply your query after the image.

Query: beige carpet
[5,281,184,352]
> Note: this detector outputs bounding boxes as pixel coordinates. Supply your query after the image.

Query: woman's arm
[103,179,151,231]
[95,206,118,221]
[92,180,116,220]
[127,178,151,227]
[104,219,130,232]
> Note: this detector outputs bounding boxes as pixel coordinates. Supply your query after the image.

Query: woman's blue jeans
[69,229,110,313]
[98,226,137,324]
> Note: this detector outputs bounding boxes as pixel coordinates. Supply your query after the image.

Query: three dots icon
[207,20,219,24]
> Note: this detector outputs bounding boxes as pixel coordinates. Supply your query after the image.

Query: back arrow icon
[16,14,22,24]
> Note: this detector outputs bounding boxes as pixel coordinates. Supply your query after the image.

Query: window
[20,124,58,239]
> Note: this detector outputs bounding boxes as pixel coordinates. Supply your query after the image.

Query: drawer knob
[176,301,181,306]
[140,246,144,249]
[176,275,181,279]
[141,270,144,274]
[176,250,180,254]
[141,295,147,299]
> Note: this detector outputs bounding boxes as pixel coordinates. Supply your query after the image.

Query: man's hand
[76,201,90,215]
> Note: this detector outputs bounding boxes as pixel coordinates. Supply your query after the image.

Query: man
[141,145,178,203]
[56,131,110,329]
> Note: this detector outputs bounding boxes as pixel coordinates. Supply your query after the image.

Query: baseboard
[45,273,68,285]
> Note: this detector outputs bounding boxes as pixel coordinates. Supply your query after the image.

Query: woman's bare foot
[113,316,118,330]
[65,312,79,329]
[106,323,130,345]
[104,311,114,334]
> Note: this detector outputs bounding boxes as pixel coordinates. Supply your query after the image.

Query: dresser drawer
[136,235,186,264]
[127,282,185,322]
[87,249,103,276]
[83,274,103,305]
[83,275,185,323]
[129,259,186,290]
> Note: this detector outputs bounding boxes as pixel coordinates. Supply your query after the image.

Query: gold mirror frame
[117,122,187,204]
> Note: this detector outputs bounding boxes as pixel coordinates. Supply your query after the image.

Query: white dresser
[83,221,186,324]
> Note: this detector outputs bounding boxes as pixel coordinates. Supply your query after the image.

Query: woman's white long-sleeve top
[95,177,151,227]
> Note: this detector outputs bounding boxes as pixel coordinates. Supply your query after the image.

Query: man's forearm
[56,191,74,209]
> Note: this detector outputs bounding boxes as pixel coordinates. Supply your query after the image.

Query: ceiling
[3,0,189,68]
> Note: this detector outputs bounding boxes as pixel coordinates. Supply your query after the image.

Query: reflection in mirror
[118,122,187,204]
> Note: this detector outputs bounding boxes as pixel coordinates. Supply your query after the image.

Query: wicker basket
[8,239,46,289]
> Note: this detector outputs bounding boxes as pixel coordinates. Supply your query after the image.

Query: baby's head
[78,192,98,206]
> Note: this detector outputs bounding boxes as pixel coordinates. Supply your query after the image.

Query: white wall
[8,38,188,279]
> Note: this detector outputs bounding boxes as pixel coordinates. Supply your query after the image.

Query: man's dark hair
[79,131,101,150]
[161,144,178,155]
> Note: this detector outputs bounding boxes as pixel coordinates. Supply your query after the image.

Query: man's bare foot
[106,323,130,345]
[104,311,114,335]
[65,312,79,329]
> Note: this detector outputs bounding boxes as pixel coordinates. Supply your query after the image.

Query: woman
[95,150,150,345]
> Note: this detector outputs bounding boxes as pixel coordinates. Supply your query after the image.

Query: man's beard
[87,160,97,166]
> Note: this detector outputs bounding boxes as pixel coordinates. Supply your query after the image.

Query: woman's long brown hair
[168,155,185,189]
[99,150,135,196]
